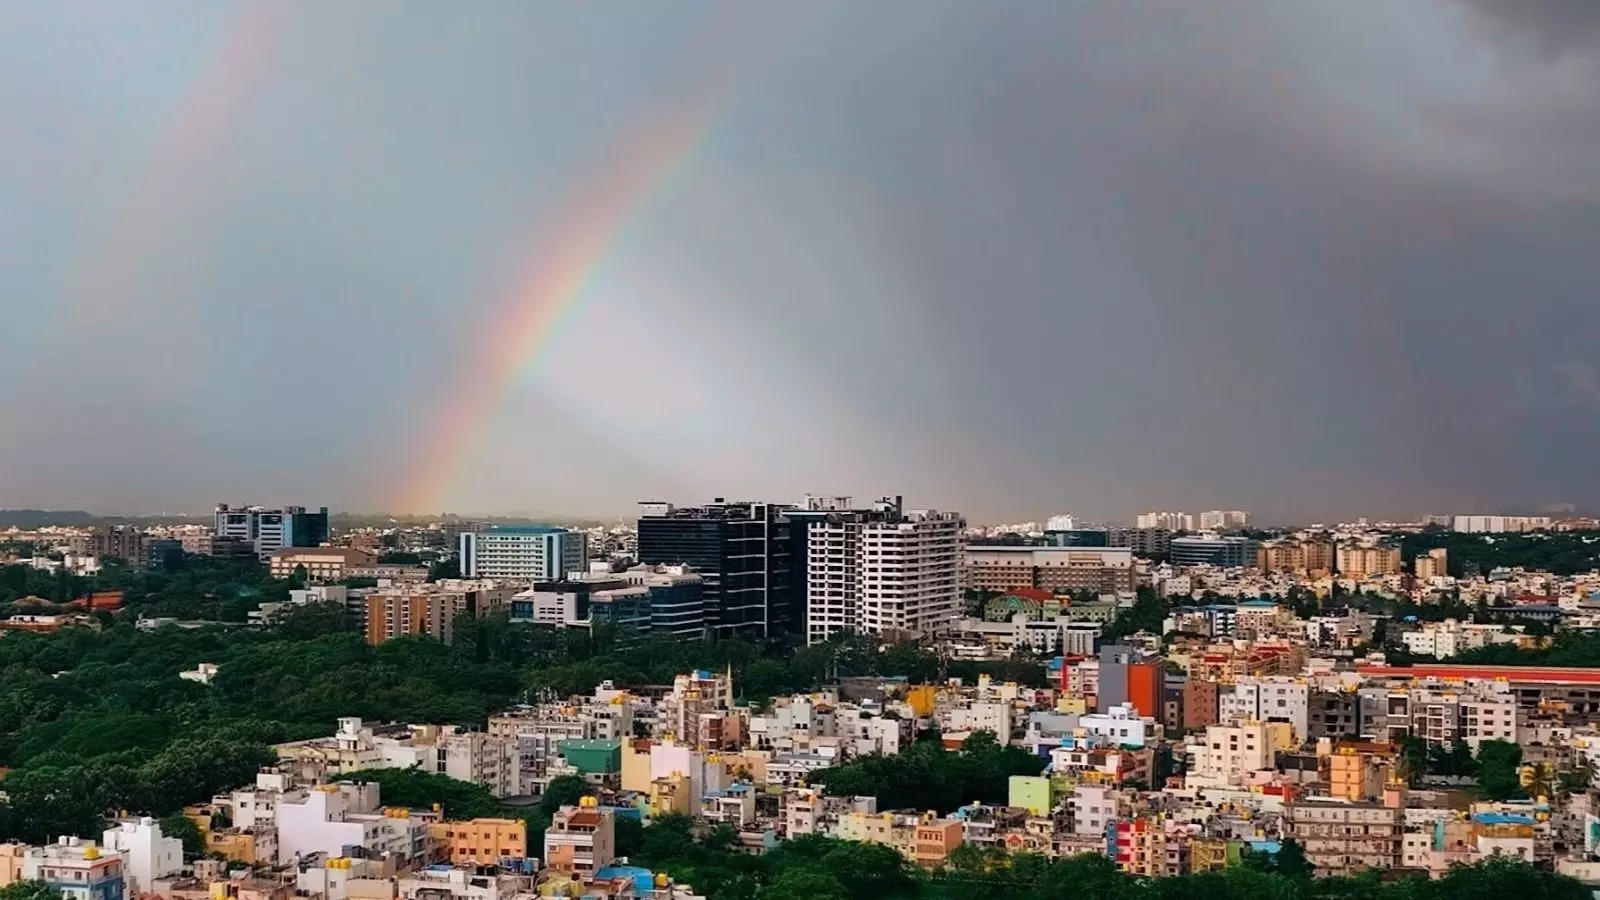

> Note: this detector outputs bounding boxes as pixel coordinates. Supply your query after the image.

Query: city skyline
[5,1,1600,522]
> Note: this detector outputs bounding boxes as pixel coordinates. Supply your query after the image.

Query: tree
[0,882,61,900]
[159,812,205,857]
[1275,839,1313,880]
[1475,740,1525,801]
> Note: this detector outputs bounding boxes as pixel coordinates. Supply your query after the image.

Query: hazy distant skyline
[4,1,1599,523]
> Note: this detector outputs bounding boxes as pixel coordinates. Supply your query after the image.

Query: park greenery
[808,730,1046,811]
[1400,529,1600,577]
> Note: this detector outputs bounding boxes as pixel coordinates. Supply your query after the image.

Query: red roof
[1005,587,1055,603]
[1357,663,1600,685]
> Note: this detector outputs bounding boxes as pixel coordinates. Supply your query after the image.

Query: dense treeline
[808,731,1046,812]
[0,581,1045,844]
[632,820,1590,900]
[0,558,291,620]
[1453,629,1600,667]
[1401,529,1600,577]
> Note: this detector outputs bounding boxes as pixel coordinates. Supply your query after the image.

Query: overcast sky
[3,1,1598,523]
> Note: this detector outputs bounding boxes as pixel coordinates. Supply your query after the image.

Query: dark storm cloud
[1458,0,1600,54]
[2,1,1599,522]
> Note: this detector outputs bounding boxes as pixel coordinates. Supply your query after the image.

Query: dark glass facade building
[636,499,792,638]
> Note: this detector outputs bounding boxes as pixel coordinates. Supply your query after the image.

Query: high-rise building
[1106,527,1172,559]
[1414,547,1448,579]
[214,504,329,559]
[458,525,586,581]
[1197,510,1251,531]
[803,498,963,644]
[1135,511,1193,531]
[364,580,515,645]
[1168,536,1260,568]
[1335,542,1402,577]
[91,525,147,568]
[636,499,792,637]
[1451,515,1552,533]
[1258,536,1335,574]
[1045,514,1076,531]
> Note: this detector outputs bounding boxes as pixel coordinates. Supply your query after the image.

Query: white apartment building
[273,782,430,865]
[1400,619,1514,659]
[1079,703,1159,748]
[101,818,182,896]
[1070,785,1121,836]
[1198,510,1250,530]
[1452,515,1552,534]
[806,505,963,644]
[1221,676,1310,741]
[943,700,1013,737]
[1046,514,1076,531]
[459,526,586,580]
[1137,511,1194,531]
[1406,688,1518,749]
[1187,721,1294,787]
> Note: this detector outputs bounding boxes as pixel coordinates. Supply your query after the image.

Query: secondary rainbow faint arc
[394,110,712,513]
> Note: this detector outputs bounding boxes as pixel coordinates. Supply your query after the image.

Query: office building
[268,547,378,582]
[143,539,185,572]
[804,498,963,644]
[507,564,705,639]
[90,526,146,569]
[1107,527,1172,559]
[637,499,792,637]
[1168,536,1259,568]
[214,504,330,559]
[964,546,1135,594]
[1043,528,1111,547]
[458,525,586,581]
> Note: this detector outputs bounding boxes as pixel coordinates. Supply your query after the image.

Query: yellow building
[269,547,377,581]
[430,818,528,865]
[0,843,27,887]
[621,739,653,794]
[1325,742,1395,802]
[648,775,692,817]
[1336,543,1402,577]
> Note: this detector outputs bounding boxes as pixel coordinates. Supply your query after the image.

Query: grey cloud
[1457,0,1600,55]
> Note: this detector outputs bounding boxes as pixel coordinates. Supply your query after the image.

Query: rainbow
[393,110,713,513]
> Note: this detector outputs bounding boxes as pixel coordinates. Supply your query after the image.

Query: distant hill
[0,509,97,528]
